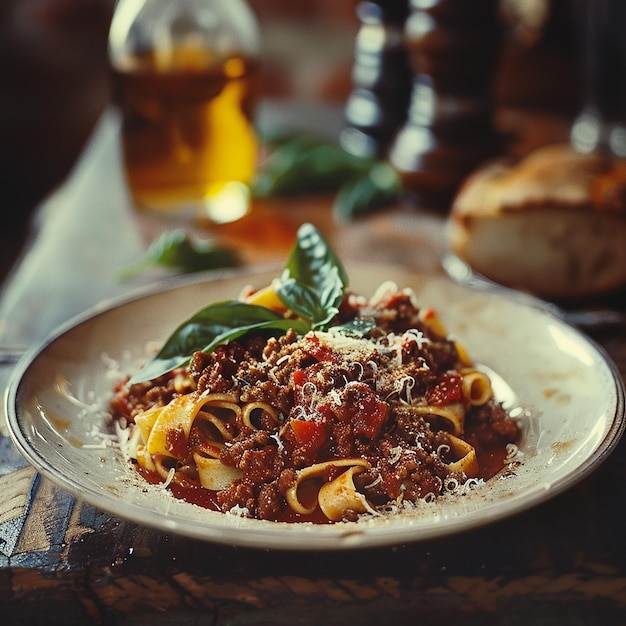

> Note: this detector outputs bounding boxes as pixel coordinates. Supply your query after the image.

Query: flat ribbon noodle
[194,453,243,490]
[461,369,493,407]
[410,401,465,436]
[242,401,280,430]
[444,435,479,477]
[286,458,371,518]
[135,392,240,458]
[318,465,371,521]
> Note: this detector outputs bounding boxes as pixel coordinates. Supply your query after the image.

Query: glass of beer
[108,0,260,223]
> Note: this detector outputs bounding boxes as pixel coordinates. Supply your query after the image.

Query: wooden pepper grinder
[340,0,413,159]
[388,0,502,211]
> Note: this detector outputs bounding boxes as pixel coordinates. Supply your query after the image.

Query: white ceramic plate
[5,265,625,550]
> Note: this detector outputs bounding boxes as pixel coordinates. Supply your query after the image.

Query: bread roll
[446,143,626,299]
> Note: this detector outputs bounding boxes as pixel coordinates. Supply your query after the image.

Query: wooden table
[1,109,625,625]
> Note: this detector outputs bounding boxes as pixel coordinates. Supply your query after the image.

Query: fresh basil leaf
[275,278,338,330]
[275,224,347,329]
[118,230,239,281]
[333,162,402,222]
[130,301,308,383]
[159,301,284,354]
[285,223,348,288]
[332,318,376,338]
[251,137,372,198]
[318,265,345,311]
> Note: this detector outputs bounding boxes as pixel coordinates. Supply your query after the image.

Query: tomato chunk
[290,419,326,452]
[339,382,388,440]
[293,369,306,386]
[302,334,336,362]
[352,392,388,439]
[425,372,463,406]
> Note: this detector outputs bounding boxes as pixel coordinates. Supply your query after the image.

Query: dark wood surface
[0,109,625,625]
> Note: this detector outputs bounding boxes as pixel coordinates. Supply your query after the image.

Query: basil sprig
[250,135,372,198]
[118,230,239,281]
[275,222,348,330]
[130,224,347,384]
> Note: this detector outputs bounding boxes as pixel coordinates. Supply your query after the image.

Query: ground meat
[468,400,520,452]
[239,381,293,416]
[219,429,272,468]
[216,481,256,513]
[111,367,193,422]
[257,482,282,520]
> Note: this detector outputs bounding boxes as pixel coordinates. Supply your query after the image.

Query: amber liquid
[111,49,259,222]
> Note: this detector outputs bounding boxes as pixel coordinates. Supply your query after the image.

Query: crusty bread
[446,143,626,299]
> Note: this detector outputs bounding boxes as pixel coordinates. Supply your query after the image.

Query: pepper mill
[388,0,502,211]
[340,0,413,159]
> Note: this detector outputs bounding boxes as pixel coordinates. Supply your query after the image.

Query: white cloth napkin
[0,110,146,350]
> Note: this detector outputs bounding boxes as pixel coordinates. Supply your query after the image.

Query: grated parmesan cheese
[312,331,377,363]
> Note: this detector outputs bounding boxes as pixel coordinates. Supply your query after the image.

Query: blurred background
[0,0,584,275]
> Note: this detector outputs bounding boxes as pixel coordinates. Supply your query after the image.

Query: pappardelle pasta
[110,277,521,524]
